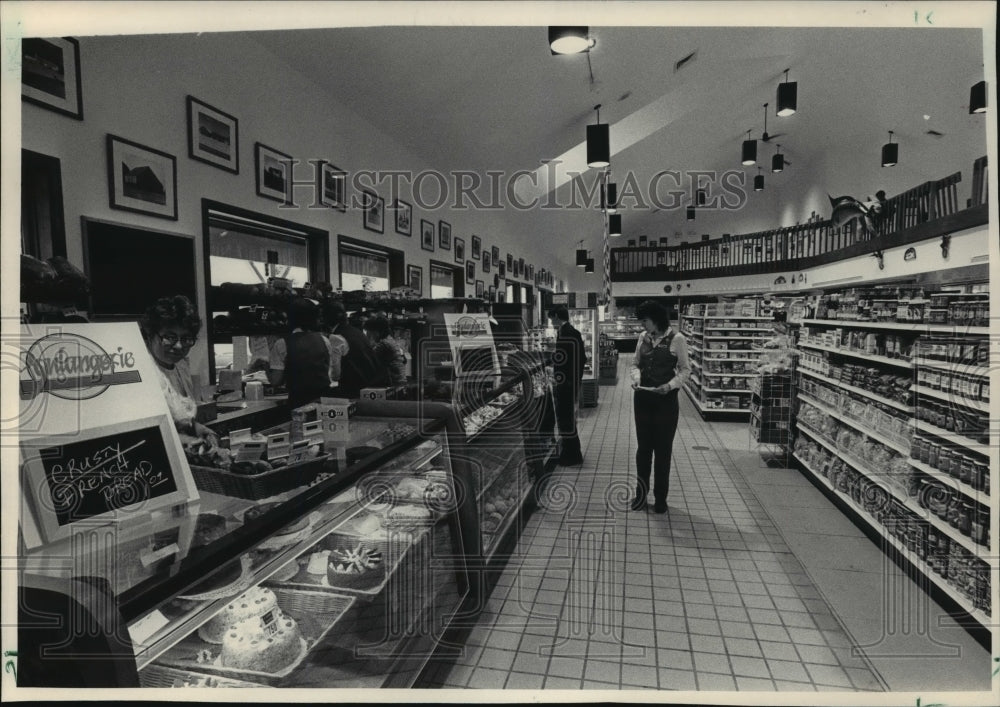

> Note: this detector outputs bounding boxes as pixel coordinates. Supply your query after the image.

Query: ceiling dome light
[776,69,797,117]
[969,80,987,114]
[549,27,593,54]
[881,130,898,167]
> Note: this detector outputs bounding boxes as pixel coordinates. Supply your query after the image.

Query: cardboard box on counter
[319,397,357,420]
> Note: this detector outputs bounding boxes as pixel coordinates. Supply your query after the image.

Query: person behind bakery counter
[321,299,379,397]
[268,297,336,408]
[141,294,218,444]
[363,315,408,386]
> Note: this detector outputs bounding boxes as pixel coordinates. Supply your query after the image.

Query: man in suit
[322,300,380,397]
[548,306,585,465]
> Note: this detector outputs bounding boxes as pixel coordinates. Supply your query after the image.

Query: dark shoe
[558,454,584,466]
[653,500,667,514]
[630,495,647,511]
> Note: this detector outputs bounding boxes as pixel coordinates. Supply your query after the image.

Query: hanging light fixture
[608,213,622,237]
[576,239,587,267]
[754,168,764,191]
[696,188,707,206]
[686,205,696,221]
[741,130,757,166]
[881,130,898,167]
[602,181,618,213]
[584,257,595,273]
[771,144,784,173]
[549,27,593,54]
[969,80,987,114]
[587,104,610,168]
[776,69,797,116]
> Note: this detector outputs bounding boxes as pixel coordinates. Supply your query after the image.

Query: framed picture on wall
[22,37,83,120]
[471,235,481,259]
[421,219,435,251]
[527,264,534,280]
[466,260,475,284]
[438,220,452,250]
[454,237,465,264]
[407,264,422,295]
[394,199,412,236]
[498,260,506,278]
[491,245,500,264]
[106,134,177,220]
[186,96,238,173]
[482,250,491,273]
[488,286,496,302]
[362,190,384,233]
[255,142,292,202]
[518,258,525,278]
[506,253,513,272]
[319,162,347,211]
[475,280,484,298]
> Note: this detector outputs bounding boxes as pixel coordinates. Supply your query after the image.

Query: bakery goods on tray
[328,543,383,582]
[192,513,229,548]
[198,586,278,644]
[385,504,433,526]
[219,607,303,673]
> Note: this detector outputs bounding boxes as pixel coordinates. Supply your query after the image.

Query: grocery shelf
[701,386,753,394]
[913,421,990,457]
[704,327,774,333]
[701,315,773,320]
[797,368,912,413]
[797,341,913,370]
[793,453,992,627]
[702,356,762,362]
[911,384,990,413]
[683,384,748,414]
[797,391,911,456]
[907,457,989,506]
[912,358,990,378]
[702,349,760,354]
[800,319,990,335]
[703,334,771,340]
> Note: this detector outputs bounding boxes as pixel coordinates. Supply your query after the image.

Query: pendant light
[696,188,707,206]
[686,205,695,221]
[576,239,587,267]
[549,27,593,55]
[754,168,764,192]
[741,130,757,166]
[584,257,595,273]
[771,144,784,173]
[881,131,898,167]
[587,104,610,168]
[602,181,618,213]
[776,69,797,117]
[608,213,622,237]
[969,80,987,113]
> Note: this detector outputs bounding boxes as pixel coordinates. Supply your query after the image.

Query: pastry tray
[265,535,394,597]
[154,587,354,686]
[190,455,330,500]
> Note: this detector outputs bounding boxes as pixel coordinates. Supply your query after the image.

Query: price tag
[128,610,170,647]
[139,542,180,567]
[230,428,253,445]
[234,441,266,462]
[288,439,311,463]
[266,432,290,460]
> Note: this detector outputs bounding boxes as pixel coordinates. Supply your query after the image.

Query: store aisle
[419,355,962,692]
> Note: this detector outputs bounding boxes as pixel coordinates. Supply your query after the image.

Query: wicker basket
[190,455,330,500]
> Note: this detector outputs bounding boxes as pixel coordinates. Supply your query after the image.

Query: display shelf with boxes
[681,299,773,417]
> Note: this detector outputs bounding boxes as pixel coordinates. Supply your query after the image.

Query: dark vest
[285,331,330,407]
[637,330,677,388]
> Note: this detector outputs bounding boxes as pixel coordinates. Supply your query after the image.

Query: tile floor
[418,356,992,694]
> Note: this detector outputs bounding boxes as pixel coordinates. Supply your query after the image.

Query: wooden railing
[611,160,987,283]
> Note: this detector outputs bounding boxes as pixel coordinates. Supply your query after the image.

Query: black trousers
[633,389,680,502]
[553,382,582,459]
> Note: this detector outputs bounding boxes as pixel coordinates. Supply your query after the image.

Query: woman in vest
[629,300,691,513]
[269,297,335,408]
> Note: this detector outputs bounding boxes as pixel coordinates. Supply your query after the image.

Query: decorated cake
[197,586,278,644]
[328,543,383,584]
[219,608,303,674]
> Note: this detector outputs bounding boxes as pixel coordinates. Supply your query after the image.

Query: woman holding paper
[629,300,690,514]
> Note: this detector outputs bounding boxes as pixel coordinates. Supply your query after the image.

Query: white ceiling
[249,24,990,267]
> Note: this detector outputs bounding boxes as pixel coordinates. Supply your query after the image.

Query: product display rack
[791,284,992,635]
[598,319,644,353]
[598,331,619,385]
[750,373,794,465]
[681,300,774,417]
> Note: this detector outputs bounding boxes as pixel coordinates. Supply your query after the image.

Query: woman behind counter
[363,316,408,386]
[141,294,217,444]
[269,297,336,408]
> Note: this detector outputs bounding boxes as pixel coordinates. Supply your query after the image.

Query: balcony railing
[611,157,988,282]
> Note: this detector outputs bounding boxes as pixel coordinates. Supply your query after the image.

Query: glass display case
[598,318,644,352]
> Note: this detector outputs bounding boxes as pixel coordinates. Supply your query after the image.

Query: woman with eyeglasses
[141,294,218,444]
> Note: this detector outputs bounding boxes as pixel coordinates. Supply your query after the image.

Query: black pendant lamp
[608,213,622,237]
[584,257,595,273]
[969,80,987,114]
[771,144,784,173]
[686,206,696,221]
[881,131,898,167]
[602,181,618,213]
[741,130,757,166]
[696,188,707,206]
[576,240,587,267]
[549,27,592,55]
[754,168,764,192]
[776,69,797,117]
[587,104,610,168]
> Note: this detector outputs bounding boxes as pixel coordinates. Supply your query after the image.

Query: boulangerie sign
[17,323,199,546]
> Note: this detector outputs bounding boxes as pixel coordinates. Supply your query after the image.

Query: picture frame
[471,235,481,259]
[454,237,465,264]
[506,253,513,272]
[255,142,292,203]
[319,162,347,211]
[498,260,506,278]
[186,96,238,173]
[488,286,496,302]
[421,219,435,251]
[362,190,384,233]
[22,37,83,120]
[394,199,412,236]
[438,220,452,250]
[466,260,476,284]
[482,250,491,273]
[491,245,500,265]
[518,258,525,278]
[106,134,177,220]
[512,258,519,279]
[527,264,534,280]
[475,280,485,298]
[407,264,423,295]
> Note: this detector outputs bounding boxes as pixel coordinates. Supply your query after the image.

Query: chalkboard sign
[21,415,194,543]
[82,218,197,318]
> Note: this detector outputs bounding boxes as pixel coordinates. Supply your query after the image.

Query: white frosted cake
[219,608,302,673]
[197,586,277,644]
